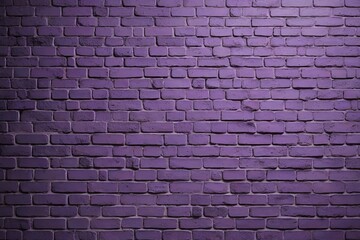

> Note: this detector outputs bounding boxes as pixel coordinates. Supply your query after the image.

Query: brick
[52,182,87,193]
[33,146,70,157]
[144,218,177,229]
[317,207,346,217]
[296,194,330,205]
[33,219,65,230]
[170,182,202,193]
[254,0,281,7]
[72,146,111,157]
[230,183,251,194]
[90,219,120,229]
[289,147,325,157]
[227,0,252,6]
[254,147,287,157]
[250,207,279,217]
[225,231,255,240]
[271,8,299,17]
[331,195,360,205]
[252,182,277,193]
[110,68,143,78]
[126,134,163,146]
[223,170,246,181]
[325,123,360,133]
[237,219,265,229]
[180,219,212,229]
[109,100,142,111]
[315,0,344,7]
[299,219,329,229]
[230,57,263,67]
[141,158,168,169]
[194,231,224,240]
[278,183,312,193]
[51,134,90,145]
[252,18,285,27]
[313,231,345,240]
[267,218,297,230]
[282,206,315,217]
[345,0,360,6]
[204,183,228,194]
[0,0,359,236]
[197,7,229,16]
[282,0,313,6]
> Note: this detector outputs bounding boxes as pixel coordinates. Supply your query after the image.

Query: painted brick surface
[0,0,360,239]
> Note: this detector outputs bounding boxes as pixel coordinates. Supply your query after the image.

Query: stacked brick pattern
[1,0,360,239]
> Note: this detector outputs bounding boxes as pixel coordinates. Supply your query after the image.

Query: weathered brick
[0,1,359,236]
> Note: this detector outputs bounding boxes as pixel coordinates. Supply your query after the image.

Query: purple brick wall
[1,0,360,239]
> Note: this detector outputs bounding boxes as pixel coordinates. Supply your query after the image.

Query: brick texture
[0,0,360,239]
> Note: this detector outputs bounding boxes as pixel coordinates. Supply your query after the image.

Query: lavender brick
[0,0,359,236]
